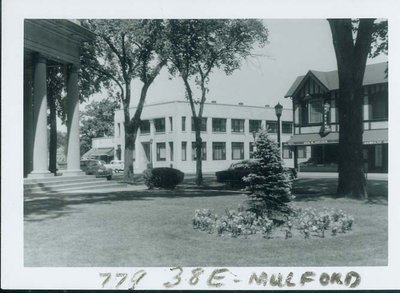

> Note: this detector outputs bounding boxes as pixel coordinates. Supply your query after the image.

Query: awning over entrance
[82,147,114,158]
[287,129,387,146]
[363,129,388,145]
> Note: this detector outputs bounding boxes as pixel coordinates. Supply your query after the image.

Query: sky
[113,19,387,111]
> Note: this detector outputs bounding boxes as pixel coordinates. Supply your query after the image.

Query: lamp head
[275,102,283,118]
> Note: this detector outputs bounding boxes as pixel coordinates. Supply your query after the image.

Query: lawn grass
[24,177,387,267]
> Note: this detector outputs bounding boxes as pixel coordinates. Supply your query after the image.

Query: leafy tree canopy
[80,19,166,106]
[164,19,268,104]
[80,98,119,155]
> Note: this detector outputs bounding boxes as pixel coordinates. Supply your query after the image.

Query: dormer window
[299,99,324,125]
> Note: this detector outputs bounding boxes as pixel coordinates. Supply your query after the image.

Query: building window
[375,144,383,167]
[231,119,244,133]
[182,116,186,131]
[309,100,323,123]
[156,143,166,161]
[249,120,261,133]
[181,142,187,161]
[191,117,207,132]
[266,120,277,133]
[231,142,244,160]
[370,91,388,120]
[249,142,255,158]
[212,142,226,160]
[192,142,207,160]
[169,117,173,131]
[282,145,292,159]
[140,120,150,134]
[155,118,166,133]
[169,142,174,161]
[300,100,323,125]
[117,123,121,137]
[297,146,307,158]
[282,122,293,134]
[212,118,226,132]
[300,102,309,125]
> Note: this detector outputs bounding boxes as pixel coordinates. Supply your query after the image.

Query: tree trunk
[336,79,367,198]
[48,94,58,174]
[123,82,150,182]
[328,19,375,199]
[123,124,136,182]
[182,76,204,186]
[194,119,203,185]
[123,82,134,182]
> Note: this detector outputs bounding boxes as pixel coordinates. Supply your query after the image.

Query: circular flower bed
[192,205,354,239]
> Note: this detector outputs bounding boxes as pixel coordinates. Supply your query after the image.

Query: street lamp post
[274,102,283,157]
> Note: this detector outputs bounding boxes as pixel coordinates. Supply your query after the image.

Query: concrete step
[25,181,126,194]
[24,176,107,188]
[24,174,125,195]
[24,176,105,189]
[61,182,128,193]
[24,175,97,184]
[24,178,109,193]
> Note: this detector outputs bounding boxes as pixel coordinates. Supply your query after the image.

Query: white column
[226,118,231,134]
[24,61,34,176]
[28,54,52,178]
[65,64,84,176]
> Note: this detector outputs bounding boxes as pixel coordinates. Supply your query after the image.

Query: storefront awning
[286,129,387,146]
[82,147,114,158]
[363,129,388,145]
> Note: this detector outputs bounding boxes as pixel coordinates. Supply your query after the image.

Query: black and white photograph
[2,0,400,290]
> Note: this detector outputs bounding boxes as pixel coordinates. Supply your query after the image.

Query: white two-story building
[113,100,293,174]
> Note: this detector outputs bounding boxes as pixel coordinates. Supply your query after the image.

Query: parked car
[216,159,297,186]
[104,160,124,173]
[80,159,113,180]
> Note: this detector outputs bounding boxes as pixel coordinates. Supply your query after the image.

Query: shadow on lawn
[293,178,388,205]
[24,187,243,222]
[24,176,387,222]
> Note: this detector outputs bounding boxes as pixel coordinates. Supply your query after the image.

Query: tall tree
[80,98,119,155]
[165,19,268,185]
[81,20,167,182]
[328,19,387,199]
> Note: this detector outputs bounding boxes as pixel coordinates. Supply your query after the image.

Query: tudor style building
[285,62,388,173]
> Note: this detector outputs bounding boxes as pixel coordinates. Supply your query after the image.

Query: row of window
[156,141,246,161]
[155,142,305,162]
[298,91,388,126]
[139,117,293,134]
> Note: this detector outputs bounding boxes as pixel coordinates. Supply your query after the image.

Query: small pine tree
[243,130,293,220]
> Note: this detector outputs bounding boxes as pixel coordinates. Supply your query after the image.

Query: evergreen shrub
[143,167,184,189]
[243,131,294,221]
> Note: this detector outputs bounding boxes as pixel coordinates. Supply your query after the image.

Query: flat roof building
[113,100,294,174]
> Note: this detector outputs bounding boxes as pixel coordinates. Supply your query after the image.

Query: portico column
[24,60,34,177]
[65,64,84,176]
[28,54,52,178]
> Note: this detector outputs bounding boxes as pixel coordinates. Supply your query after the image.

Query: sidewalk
[297,172,388,181]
